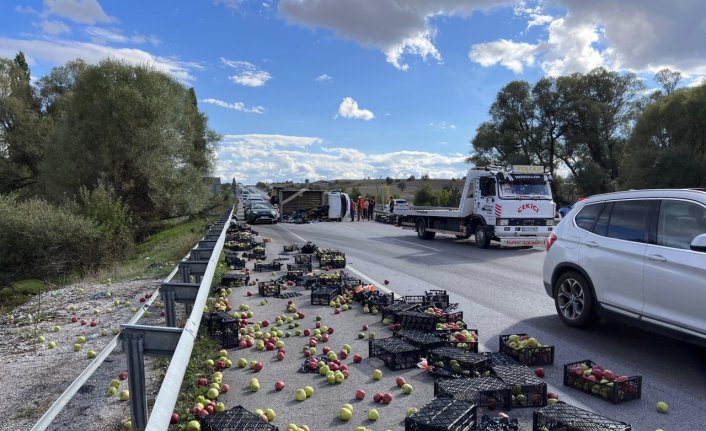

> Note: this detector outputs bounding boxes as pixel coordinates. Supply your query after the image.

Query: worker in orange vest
[350,199,357,221]
[361,198,369,221]
[357,196,364,221]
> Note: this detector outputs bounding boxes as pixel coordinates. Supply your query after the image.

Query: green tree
[413,184,435,206]
[397,181,406,192]
[0,52,49,195]
[350,186,361,198]
[40,60,219,235]
[621,84,706,188]
[385,176,393,185]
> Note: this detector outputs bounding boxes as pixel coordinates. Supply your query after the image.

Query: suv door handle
[647,254,667,262]
[583,240,599,248]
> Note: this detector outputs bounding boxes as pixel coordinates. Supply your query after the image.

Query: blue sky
[1,1,704,185]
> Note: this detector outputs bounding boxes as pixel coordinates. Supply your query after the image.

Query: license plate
[521,226,538,232]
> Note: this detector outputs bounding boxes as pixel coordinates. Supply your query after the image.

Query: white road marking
[388,237,441,252]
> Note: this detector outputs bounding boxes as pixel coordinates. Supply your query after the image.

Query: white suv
[543,189,706,343]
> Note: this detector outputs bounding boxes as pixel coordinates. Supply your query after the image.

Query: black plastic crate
[405,397,476,431]
[319,254,346,268]
[316,272,342,286]
[221,272,249,287]
[203,312,239,349]
[363,291,395,308]
[258,281,282,297]
[434,377,511,411]
[396,310,466,332]
[563,360,642,404]
[297,275,317,287]
[428,347,492,378]
[481,352,519,366]
[310,286,340,306]
[315,248,343,258]
[253,261,282,272]
[202,405,280,431]
[283,244,299,252]
[532,401,632,431]
[287,262,312,272]
[499,333,554,365]
[293,254,312,264]
[285,270,303,282]
[492,363,547,408]
[299,242,317,254]
[382,302,419,321]
[394,329,447,357]
[478,415,520,431]
[369,337,421,371]
[444,329,480,353]
[224,240,254,251]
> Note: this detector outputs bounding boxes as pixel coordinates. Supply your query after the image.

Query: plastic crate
[221,272,249,287]
[202,405,280,431]
[369,337,421,370]
[445,329,479,353]
[394,329,447,357]
[287,262,312,272]
[481,352,519,366]
[363,291,395,308]
[532,401,632,431]
[404,291,451,308]
[310,286,340,306]
[257,281,282,297]
[428,347,492,378]
[224,241,254,251]
[283,244,299,252]
[285,270,303,282]
[320,254,346,268]
[492,363,547,408]
[563,360,642,404]
[435,377,511,411]
[293,254,312,264]
[405,397,476,431]
[315,248,343,258]
[316,273,342,286]
[382,301,419,321]
[499,334,554,365]
[396,310,466,332]
[203,312,239,349]
[478,415,520,431]
[253,262,282,272]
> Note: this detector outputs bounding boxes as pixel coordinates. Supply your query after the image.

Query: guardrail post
[159,282,200,328]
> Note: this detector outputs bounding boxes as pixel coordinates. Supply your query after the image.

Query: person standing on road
[368,199,375,221]
[389,197,394,213]
[361,198,369,221]
[350,200,357,221]
[357,196,364,221]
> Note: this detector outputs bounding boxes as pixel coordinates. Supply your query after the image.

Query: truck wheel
[474,225,490,249]
[416,220,435,240]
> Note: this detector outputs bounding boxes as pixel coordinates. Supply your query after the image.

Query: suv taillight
[545,233,557,252]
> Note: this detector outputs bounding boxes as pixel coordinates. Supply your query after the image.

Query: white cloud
[215,134,469,183]
[315,73,332,81]
[472,1,706,78]
[214,0,243,9]
[429,121,457,130]
[39,20,70,35]
[221,58,272,87]
[0,37,199,83]
[201,98,265,114]
[84,27,160,46]
[337,97,374,120]
[43,0,115,24]
[278,0,511,71]
[469,39,538,73]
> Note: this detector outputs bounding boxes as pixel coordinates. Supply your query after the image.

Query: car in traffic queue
[543,189,706,345]
[245,202,278,224]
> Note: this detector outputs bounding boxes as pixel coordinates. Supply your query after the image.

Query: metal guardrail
[30,205,234,431]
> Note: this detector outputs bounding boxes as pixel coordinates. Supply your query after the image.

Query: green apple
[295,388,307,401]
[107,386,118,396]
[406,407,418,417]
[338,407,353,421]
[119,389,130,401]
[304,385,314,397]
[112,328,120,335]
[47,341,57,349]
[237,358,247,368]
[37,335,46,342]
[77,335,87,344]
[368,409,379,421]
[87,350,97,359]
[53,325,61,332]
[342,403,354,412]
[372,369,383,380]
[187,420,200,430]
[207,388,219,399]
[656,401,669,413]
[402,383,413,394]
[110,378,121,388]
[73,343,82,352]
[265,408,276,421]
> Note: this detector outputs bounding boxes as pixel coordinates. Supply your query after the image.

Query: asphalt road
[257,218,706,431]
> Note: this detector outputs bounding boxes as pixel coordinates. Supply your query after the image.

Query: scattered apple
[355,389,365,400]
[656,401,669,413]
[119,389,130,401]
[372,369,383,380]
[275,380,286,391]
[368,409,379,421]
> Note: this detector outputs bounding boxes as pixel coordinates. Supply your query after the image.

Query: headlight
[546,219,554,226]
[496,218,509,226]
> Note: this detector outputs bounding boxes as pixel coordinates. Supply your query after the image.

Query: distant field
[308,177,464,203]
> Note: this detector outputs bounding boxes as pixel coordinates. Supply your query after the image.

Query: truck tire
[416,219,435,240]
[474,225,490,249]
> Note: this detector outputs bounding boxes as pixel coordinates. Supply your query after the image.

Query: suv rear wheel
[554,271,596,327]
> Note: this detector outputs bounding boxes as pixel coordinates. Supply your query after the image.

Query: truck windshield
[499,181,551,198]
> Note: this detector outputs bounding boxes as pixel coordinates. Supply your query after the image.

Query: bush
[0,195,106,281]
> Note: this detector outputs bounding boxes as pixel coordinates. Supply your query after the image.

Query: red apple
[303,329,311,337]
[118,371,128,381]
[246,291,253,297]
[322,346,330,354]
[266,342,275,351]
[221,384,230,393]
[315,322,321,328]
[353,353,363,363]
[355,389,366,400]
[170,413,180,424]
[329,363,339,372]
[80,319,88,326]
[309,338,317,347]
[275,381,285,391]
[534,367,545,378]
[341,369,350,378]
[384,280,389,285]
[321,333,329,342]
[303,350,311,357]
[362,324,369,331]
[396,377,406,387]
[71,316,78,323]
[339,364,348,372]
[382,393,393,404]
[339,351,348,360]
[277,351,285,361]
[327,327,334,334]
[373,392,383,403]
[262,320,270,327]
[334,308,341,315]
[139,297,146,303]
[197,377,208,386]
[197,409,209,418]
[239,340,248,349]
[298,312,305,319]
[90,319,98,327]
[254,362,264,372]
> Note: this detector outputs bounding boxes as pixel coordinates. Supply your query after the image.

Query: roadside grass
[0,203,233,315]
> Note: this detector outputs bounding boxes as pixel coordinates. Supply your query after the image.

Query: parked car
[245,202,277,224]
[390,199,409,212]
[543,189,706,344]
